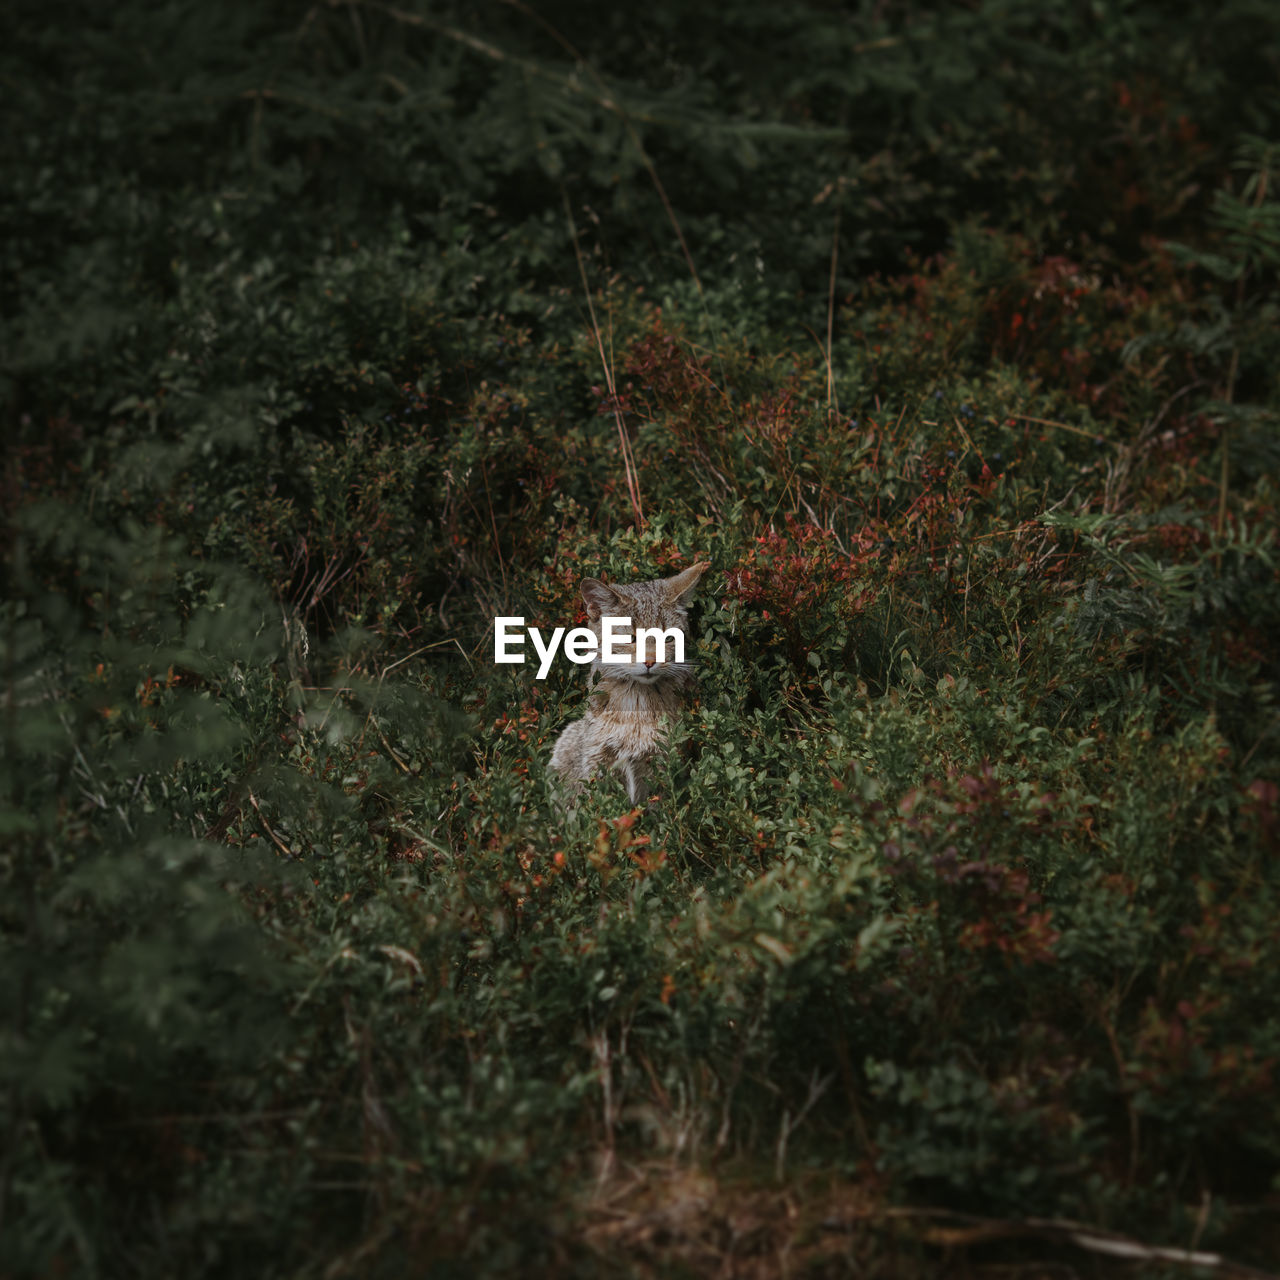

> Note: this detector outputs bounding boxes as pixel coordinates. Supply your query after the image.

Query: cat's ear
[581,578,622,620]
[664,561,712,606]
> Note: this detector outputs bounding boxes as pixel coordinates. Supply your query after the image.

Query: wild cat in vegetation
[549,562,712,805]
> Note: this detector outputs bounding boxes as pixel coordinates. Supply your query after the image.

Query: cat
[548,562,711,805]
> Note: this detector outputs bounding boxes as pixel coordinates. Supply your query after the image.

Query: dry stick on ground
[821,1207,1279,1280]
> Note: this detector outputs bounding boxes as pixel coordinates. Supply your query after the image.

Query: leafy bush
[3,1,1279,1275]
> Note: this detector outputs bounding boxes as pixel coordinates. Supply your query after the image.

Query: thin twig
[247,788,293,859]
[825,202,841,415]
[1009,413,1099,439]
[563,190,645,526]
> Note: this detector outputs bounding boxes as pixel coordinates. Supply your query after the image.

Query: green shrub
[4,1,1279,1274]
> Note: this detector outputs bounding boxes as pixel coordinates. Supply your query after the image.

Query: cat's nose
[644,658,656,670]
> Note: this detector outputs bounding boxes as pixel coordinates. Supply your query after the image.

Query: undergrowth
[3,1,1279,1276]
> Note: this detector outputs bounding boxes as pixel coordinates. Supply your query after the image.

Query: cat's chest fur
[548,562,710,805]
[564,680,683,764]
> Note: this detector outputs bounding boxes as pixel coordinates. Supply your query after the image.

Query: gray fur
[549,562,710,804]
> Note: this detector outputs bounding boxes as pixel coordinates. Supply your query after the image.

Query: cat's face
[579,562,711,687]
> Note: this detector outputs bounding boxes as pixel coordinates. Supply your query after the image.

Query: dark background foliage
[3,1,1279,1275]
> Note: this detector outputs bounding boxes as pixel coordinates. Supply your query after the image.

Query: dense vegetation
[4,1,1279,1274]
